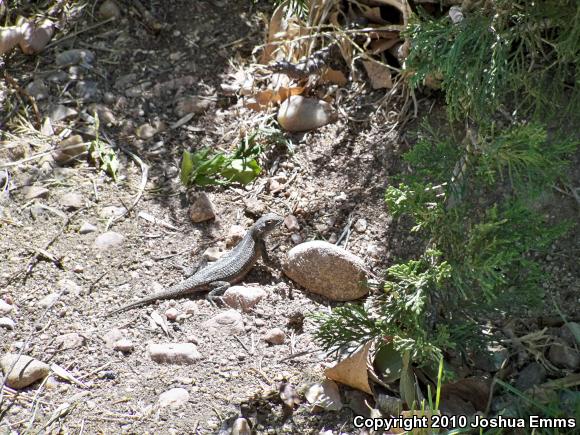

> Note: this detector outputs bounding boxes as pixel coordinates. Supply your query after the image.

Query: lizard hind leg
[206,281,230,307]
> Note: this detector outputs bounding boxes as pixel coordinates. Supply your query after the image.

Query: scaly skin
[106,213,283,316]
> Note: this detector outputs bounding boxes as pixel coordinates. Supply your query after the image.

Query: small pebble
[284,215,300,232]
[165,307,179,321]
[79,222,98,234]
[354,218,368,233]
[0,317,15,330]
[113,339,134,353]
[0,300,14,315]
[263,328,285,345]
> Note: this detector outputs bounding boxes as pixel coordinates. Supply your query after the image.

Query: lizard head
[250,213,283,239]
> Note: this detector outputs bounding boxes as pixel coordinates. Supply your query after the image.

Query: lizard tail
[104,282,202,317]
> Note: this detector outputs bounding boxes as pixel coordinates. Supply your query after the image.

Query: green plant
[89,115,119,180]
[180,132,263,187]
[405,1,580,125]
[316,123,575,362]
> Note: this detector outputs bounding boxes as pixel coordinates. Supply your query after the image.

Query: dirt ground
[0,1,414,433]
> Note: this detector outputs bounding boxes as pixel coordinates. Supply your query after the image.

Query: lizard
[106,213,283,316]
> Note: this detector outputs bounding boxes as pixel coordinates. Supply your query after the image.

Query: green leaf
[222,158,262,185]
[180,150,194,186]
[374,342,403,383]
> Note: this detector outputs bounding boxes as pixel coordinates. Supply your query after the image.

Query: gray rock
[55,332,85,350]
[26,80,49,100]
[0,317,15,330]
[188,192,216,223]
[263,328,285,345]
[548,342,580,370]
[46,71,69,83]
[148,343,201,365]
[231,418,251,435]
[284,214,300,232]
[48,105,77,123]
[60,192,84,209]
[93,231,124,250]
[99,0,121,20]
[158,387,190,408]
[55,49,95,67]
[354,218,368,233]
[99,206,126,219]
[22,185,49,200]
[87,103,116,125]
[113,339,134,353]
[79,222,98,234]
[114,73,137,90]
[283,241,370,301]
[473,346,509,372]
[135,123,157,139]
[560,322,580,347]
[175,96,212,117]
[203,246,224,262]
[0,300,14,315]
[515,362,546,391]
[103,328,124,349]
[74,80,99,101]
[165,307,179,321]
[223,286,266,312]
[290,233,303,244]
[38,292,60,308]
[0,354,50,389]
[202,309,244,334]
[244,198,265,216]
[57,278,83,296]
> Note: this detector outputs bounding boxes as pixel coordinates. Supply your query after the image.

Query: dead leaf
[244,97,269,112]
[369,38,400,55]
[260,2,287,64]
[320,69,347,86]
[325,342,373,394]
[0,25,25,55]
[50,363,87,388]
[255,86,304,106]
[362,7,388,25]
[19,19,54,54]
[150,311,170,336]
[363,60,393,89]
[305,379,343,411]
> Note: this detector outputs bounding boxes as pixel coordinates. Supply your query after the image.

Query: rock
[79,222,98,234]
[263,328,285,345]
[283,241,370,301]
[188,192,216,223]
[158,387,190,408]
[113,339,134,353]
[135,123,157,139]
[38,292,60,308]
[48,104,77,123]
[203,246,224,262]
[165,307,179,321]
[99,0,121,20]
[57,279,82,296]
[244,198,265,216]
[223,286,266,312]
[515,362,546,391]
[548,342,580,370]
[284,214,300,232]
[148,343,201,365]
[0,300,14,315]
[175,96,212,117]
[22,185,49,200]
[305,380,343,411]
[103,328,124,348]
[290,233,303,244]
[202,309,244,334]
[55,49,95,67]
[182,301,198,315]
[231,418,251,435]
[87,103,116,125]
[74,80,99,101]
[0,354,49,389]
[55,332,85,350]
[60,192,84,209]
[93,231,124,250]
[99,205,126,219]
[277,96,337,132]
[26,80,49,100]
[226,225,245,247]
[0,317,15,330]
[354,218,368,233]
[53,134,87,164]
